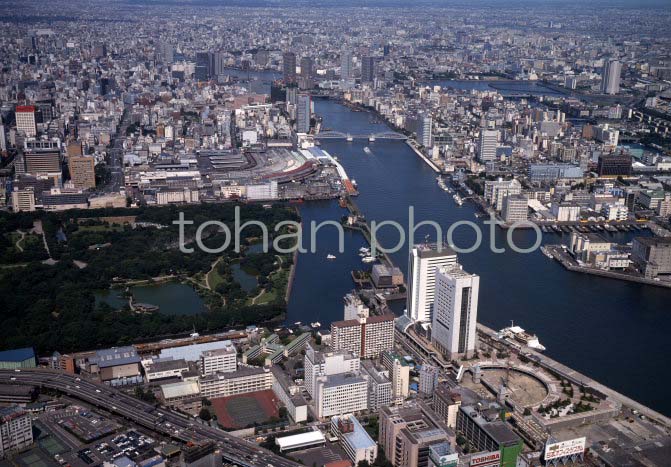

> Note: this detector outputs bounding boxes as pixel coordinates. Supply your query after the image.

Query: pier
[544,244,671,289]
[476,322,671,428]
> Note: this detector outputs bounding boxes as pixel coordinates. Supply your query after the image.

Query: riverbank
[405,140,441,172]
[544,244,671,289]
[314,96,442,174]
[477,322,671,428]
[294,97,671,417]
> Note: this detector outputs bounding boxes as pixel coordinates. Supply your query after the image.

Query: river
[287,97,671,417]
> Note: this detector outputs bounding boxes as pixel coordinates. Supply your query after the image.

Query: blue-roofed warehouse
[0,347,36,369]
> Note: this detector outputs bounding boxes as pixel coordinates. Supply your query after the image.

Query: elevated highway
[1,368,298,467]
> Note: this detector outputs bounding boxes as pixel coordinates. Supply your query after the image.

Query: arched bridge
[315,131,407,141]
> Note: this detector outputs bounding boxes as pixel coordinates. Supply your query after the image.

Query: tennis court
[211,389,278,428]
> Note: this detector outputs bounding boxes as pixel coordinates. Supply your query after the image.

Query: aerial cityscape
[1,0,671,466]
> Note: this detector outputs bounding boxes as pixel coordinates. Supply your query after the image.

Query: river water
[287,97,671,417]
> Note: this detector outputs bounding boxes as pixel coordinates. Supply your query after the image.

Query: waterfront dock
[544,244,671,289]
[476,322,671,428]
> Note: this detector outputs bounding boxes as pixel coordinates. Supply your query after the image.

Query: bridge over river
[314,130,408,141]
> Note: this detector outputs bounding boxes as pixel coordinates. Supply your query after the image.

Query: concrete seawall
[477,322,671,428]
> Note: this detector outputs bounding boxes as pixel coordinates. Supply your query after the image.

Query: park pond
[94,282,208,316]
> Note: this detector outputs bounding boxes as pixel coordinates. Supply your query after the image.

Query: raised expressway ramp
[0,368,299,467]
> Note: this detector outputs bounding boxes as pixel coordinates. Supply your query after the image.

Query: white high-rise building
[381,351,410,404]
[304,344,360,397]
[406,244,458,323]
[417,114,433,148]
[200,346,237,375]
[601,59,621,95]
[478,129,498,162]
[314,374,368,418]
[484,178,522,211]
[15,106,36,137]
[431,265,480,360]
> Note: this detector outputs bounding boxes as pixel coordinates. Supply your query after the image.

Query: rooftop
[161,381,200,399]
[0,347,35,363]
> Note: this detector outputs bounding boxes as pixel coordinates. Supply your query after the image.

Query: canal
[287,97,671,417]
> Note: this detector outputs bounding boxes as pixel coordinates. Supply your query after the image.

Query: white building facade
[431,265,480,360]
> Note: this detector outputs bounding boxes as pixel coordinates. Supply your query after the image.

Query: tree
[357,461,371,467]
[199,408,212,421]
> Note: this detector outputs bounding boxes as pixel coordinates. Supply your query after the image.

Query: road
[1,368,298,467]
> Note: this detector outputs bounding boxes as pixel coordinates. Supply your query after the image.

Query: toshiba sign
[470,451,501,467]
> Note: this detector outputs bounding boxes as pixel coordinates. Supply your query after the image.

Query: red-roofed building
[15,105,36,137]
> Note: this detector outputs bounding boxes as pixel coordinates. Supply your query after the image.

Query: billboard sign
[470,451,501,467]
[544,437,586,461]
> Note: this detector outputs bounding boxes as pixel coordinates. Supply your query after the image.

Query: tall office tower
[212,51,226,78]
[0,406,33,458]
[418,364,439,396]
[15,106,36,137]
[296,94,311,133]
[285,86,298,108]
[417,114,433,148]
[195,52,210,81]
[406,243,458,323]
[68,156,96,190]
[0,124,6,152]
[304,344,360,397]
[381,351,410,403]
[601,59,622,95]
[156,42,174,64]
[478,128,499,162]
[331,314,395,358]
[431,264,480,360]
[299,56,313,90]
[361,56,376,83]
[340,49,353,79]
[283,52,297,85]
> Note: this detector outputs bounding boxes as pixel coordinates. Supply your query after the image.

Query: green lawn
[207,258,226,290]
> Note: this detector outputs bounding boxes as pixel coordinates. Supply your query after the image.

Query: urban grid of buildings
[1,1,671,467]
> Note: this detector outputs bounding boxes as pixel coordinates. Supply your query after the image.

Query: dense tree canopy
[0,203,299,353]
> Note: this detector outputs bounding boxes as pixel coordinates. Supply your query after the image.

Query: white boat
[310,322,321,328]
[540,246,553,259]
[326,254,336,260]
[363,147,372,155]
[498,325,546,351]
[361,256,376,263]
[453,194,463,206]
[359,247,370,253]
